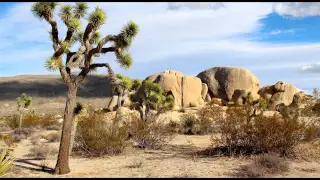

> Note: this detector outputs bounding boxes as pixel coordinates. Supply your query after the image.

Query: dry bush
[210,102,306,155]
[0,113,59,130]
[29,135,41,146]
[179,112,215,135]
[125,114,174,149]
[12,128,34,143]
[294,140,320,161]
[42,132,60,143]
[22,113,59,129]
[28,144,58,159]
[74,108,130,157]
[126,158,143,168]
[235,153,289,178]
[0,115,19,129]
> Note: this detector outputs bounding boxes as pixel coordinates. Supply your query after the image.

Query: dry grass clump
[22,113,59,129]
[235,153,289,178]
[12,128,34,143]
[74,108,130,157]
[179,113,214,135]
[126,158,143,168]
[125,114,175,149]
[28,144,58,159]
[0,113,59,130]
[0,115,19,129]
[294,140,320,162]
[42,132,60,143]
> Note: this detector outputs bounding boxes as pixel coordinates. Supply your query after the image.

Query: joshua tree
[313,88,319,100]
[16,93,32,128]
[115,74,132,108]
[31,2,139,174]
[130,80,174,122]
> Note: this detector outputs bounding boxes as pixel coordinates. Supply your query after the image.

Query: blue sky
[1,2,320,94]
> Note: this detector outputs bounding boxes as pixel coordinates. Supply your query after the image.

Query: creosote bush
[74,108,130,157]
[125,113,174,149]
[210,102,307,155]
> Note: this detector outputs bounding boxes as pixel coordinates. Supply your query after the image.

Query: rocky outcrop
[196,66,260,103]
[258,81,299,107]
[145,70,205,108]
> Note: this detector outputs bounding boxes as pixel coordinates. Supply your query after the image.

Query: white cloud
[300,62,320,73]
[2,2,320,92]
[273,2,320,17]
[167,2,226,11]
[269,29,296,35]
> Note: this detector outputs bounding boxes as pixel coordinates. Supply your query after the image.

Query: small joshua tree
[31,2,139,174]
[115,74,133,108]
[313,88,319,100]
[16,93,32,128]
[131,80,174,122]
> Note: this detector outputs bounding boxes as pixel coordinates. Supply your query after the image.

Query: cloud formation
[300,62,320,73]
[273,2,320,17]
[1,2,320,91]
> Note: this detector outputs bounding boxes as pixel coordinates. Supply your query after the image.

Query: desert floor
[7,132,320,178]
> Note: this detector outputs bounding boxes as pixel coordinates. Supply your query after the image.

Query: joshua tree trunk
[69,117,78,155]
[139,103,147,122]
[54,86,77,174]
[18,109,23,128]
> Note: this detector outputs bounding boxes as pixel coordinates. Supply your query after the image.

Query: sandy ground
[5,133,320,178]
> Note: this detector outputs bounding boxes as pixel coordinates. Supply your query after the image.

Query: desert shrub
[211,103,306,155]
[29,136,41,146]
[12,127,34,143]
[294,140,320,161]
[43,132,60,143]
[74,109,130,157]
[0,115,19,129]
[166,120,180,134]
[179,113,214,135]
[125,114,174,149]
[235,153,289,178]
[126,158,143,168]
[28,144,58,159]
[179,114,200,135]
[22,113,59,129]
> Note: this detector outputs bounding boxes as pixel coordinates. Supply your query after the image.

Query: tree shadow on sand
[14,158,54,174]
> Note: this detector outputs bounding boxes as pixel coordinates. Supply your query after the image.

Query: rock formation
[258,81,299,107]
[196,66,260,103]
[145,70,205,109]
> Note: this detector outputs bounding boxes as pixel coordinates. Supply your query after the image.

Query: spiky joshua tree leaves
[31,2,139,174]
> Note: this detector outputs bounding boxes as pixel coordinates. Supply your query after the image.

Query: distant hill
[0,74,114,101]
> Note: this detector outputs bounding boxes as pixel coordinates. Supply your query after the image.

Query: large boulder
[196,66,260,102]
[258,81,299,106]
[145,70,205,108]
